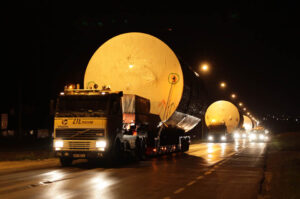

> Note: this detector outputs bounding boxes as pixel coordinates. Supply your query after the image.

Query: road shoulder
[0,158,59,175]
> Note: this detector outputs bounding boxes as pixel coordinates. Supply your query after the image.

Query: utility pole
[17,79,23,139]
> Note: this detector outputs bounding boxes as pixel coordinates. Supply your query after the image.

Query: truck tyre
[60,157,73,166]
[135,138,147,161]
[181,139,190,152]
[112,139,124,162]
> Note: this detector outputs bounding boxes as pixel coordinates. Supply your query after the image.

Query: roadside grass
[269,132,300,151]
[0,138,55,161]
[0,151,55,161]
[261,132,300,199]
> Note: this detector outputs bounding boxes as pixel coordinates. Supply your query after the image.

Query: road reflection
[0,139,266,199]
[88,173,117,199]
[41,170,65,182]
[188,139,252,165]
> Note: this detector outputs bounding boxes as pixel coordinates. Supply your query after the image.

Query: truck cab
[207,123,228,142]
[53,89,123,166]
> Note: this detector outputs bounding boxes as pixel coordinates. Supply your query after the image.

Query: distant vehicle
[233,128,248,140]
[207,123,230,142]
[248,126,269,142]
[53,88,190,166]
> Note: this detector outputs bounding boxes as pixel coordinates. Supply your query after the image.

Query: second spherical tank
[205,100,240,133]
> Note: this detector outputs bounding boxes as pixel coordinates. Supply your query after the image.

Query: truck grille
[68,141,91,150]
[56,129,105,140]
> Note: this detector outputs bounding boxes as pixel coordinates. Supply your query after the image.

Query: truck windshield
[56,95,109,114]
[208,124,227,133]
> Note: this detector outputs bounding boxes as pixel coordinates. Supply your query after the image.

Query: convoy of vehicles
[248,126,270,142]
[53,32,269,166]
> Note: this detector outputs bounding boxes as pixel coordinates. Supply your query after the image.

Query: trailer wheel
[135,138,147,160]
[112,139,124,162]
[60,157,73,166]
[181,139,190,152]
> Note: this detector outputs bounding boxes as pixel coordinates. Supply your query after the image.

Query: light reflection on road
[188,139,250,165]
[41,170,65,182]
[0,140,267,199]
[88,173,116,199]
[38,141,250,198]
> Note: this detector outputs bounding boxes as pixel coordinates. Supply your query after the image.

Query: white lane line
[197,176,204,180]
[163,197,171,199]
[187,180,196,186]
[174,187,185,194]
[204,171,212,175]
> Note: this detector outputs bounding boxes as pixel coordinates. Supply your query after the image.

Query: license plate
[73,154,86,158]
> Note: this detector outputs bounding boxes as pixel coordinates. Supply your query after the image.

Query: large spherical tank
[84,32,183,120]
[84,32,209,129]
[205,100,240,133]
[243,115,253,131]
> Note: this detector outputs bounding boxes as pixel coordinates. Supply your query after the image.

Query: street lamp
[220,82,226,88]
[239,102,243,107]
[200,64,209,72]
[231,94,236,99]
[243,107,246,111]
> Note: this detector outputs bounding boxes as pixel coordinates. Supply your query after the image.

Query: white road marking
[174,187,185,194]
[204,171,212,175]
[187,180,196,186]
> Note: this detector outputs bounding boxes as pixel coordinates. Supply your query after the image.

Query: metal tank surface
[205,100,240,133]
[165,62,209,132]
[84,32,208,132]
[242,115,254,131]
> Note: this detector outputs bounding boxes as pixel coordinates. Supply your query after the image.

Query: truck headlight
[259,134,265,140]
[208,136,214,141]
[96,140,107,148]
[54,140,63,148]
[242,133,247,138]
[221,136,226,141]
[265,136,269,141]
[249,134,257,140]
[234,133,240,139]
[265,129,269,134]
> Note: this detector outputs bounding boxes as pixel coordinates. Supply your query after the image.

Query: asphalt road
[0,140,266,199]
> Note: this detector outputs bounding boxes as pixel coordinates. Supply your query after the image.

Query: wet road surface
[0,140,266,199]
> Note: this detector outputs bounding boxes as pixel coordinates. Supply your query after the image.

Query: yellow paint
[54,117,107,129]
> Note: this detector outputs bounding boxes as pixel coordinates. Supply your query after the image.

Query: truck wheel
[135,138,147,161]
[112,139,124,162]
[181,139,190,152]
[60,157,73,166]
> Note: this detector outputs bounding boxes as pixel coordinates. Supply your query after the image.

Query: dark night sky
[2,1,300,123]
